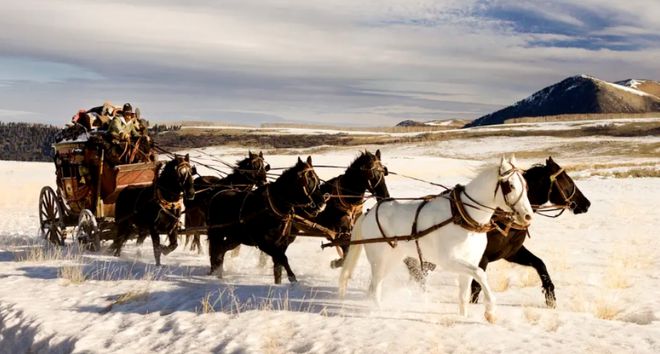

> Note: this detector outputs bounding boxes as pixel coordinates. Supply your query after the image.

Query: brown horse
[295,150,390,268]
[183,151,269,253]
[111,154,195,266]
[206,156,326,284]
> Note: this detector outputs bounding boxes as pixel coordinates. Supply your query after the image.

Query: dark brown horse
[296,150,390,268]
[184,151,269,252]
[206,156,326,284]
[406,157,590,307]
[111,154,195,266]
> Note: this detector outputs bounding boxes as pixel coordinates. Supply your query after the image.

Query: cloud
[0,0,658,125]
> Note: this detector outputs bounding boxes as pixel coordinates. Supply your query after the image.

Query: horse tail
[339,213,365,298]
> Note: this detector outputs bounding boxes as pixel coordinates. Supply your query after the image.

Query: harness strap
[323,185,495,249]
[412,198,432,275]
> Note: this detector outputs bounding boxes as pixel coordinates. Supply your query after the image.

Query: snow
[1,132,660,353]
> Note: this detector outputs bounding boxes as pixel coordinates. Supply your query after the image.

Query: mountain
[396,119,468,128]
[615,79,660,98]
[465,75,660,127]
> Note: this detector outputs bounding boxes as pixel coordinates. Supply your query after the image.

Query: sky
[1,0,659,126]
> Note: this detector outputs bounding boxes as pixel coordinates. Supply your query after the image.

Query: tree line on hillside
[0,122,60,161]
[0,122,184,162]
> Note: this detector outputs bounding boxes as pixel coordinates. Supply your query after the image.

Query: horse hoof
[288,276,298,283]
[330,259,344,269]
[485,311,497,324]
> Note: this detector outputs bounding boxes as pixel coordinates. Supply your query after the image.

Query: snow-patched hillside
[1,131,659,353]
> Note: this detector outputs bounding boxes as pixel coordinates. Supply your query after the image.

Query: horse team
[108,150,590,322]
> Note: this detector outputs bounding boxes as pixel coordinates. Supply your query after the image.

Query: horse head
[496,155,534,227]
[349,149,390,199]
[237,150,270,187]
[163,154,196,200]
[544,157,590,214]
[275,156,326,215]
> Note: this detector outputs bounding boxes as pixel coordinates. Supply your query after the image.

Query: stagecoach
[38,133,158,250]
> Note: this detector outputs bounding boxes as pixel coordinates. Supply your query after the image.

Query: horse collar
[451,185,495,234]
[156,188,183,210]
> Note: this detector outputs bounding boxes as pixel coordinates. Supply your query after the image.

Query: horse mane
[523,163,547,180]
[347,151,373,171]
[277,160,306,182]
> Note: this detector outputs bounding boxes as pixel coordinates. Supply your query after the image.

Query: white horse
[339,156,533,322]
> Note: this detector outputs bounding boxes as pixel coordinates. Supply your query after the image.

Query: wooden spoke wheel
[74,209,101,252]
[39,186,66,246]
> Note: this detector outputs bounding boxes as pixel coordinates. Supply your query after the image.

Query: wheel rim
[74,209,100,251]
[39,186,65,246]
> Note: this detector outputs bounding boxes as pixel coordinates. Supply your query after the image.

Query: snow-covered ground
[1,131,659,353]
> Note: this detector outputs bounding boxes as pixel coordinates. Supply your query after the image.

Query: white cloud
[0,0,658,125]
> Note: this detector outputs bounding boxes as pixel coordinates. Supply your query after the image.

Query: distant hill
[396,119,468,128]
[465,75,660,127]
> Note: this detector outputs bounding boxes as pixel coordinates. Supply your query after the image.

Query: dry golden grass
[542,314,561,332]
[199,292,216,314]
[593,296,624,320]
[113,289,149,305]
[603,266,632,289]
[519,268,542,288]
[489,273,511,293]
[58,264,87,284]
[523,306,542,325]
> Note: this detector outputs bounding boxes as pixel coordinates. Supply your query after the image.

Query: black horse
[184,151,270,253]
[111,154,195,266]
[206,156,326,284]
[406,157,591,308]
[296,150,390,268]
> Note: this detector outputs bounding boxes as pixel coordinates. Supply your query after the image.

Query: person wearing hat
[106,103,141,164]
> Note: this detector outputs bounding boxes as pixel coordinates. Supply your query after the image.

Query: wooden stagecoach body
[39,135,158,249]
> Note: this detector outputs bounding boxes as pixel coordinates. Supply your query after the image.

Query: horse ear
[298,156,303,164]
[306,155,313,166]
[185,153,190,162]
[259,151,263,157]
[248,150,253,157]
[547,156,555,164]
[375,149,381,159]
[509,154,517,166]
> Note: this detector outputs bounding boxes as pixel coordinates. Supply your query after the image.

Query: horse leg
[330,218,352,268]
[458,274,474,316]
[111,222,130,257]
[193,234,202,255]
[470,256,490,303]
[505,246,556,308]
[259,243,296,284]
[444,257,496,323]
[161,229,178,255]
[150,228,162,266]
[136,231,148,246]
[366,247,398,307]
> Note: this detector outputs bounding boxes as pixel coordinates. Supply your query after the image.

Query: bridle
[238,155,270,184]
[534,167,578,217]
[298,166,321,207]
[462,165,528,217]
[360,159,388,196]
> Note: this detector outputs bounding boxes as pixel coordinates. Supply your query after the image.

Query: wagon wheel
[74,209,101,252]
[39,186,65,246]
